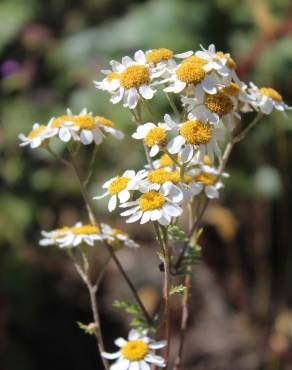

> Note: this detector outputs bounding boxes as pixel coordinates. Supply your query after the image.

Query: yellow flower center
[159,153,174,167]
[222,82,240,97]
[148,169,173,184]
[108,177,129,195]
[28,125,46,139]
[121,340,149,361]
[171,171,192,184]
[205,92,233,117]
[71,224,100,235]
[95,116,115,127]
[112,227,126,236]
[182,55,207,66]
[259,87,282,101]
[144,127,166,147]
[176,63,205,85]
[107,72,120,82]
[180,120,212,145]
[195,172,216,186]
[74,114,96,129]
[51,115,72,128]
[56,226,70,233]
[120,65,150,89]
[146,48,173,64]
[139,192,166,211]
[216,51,237,69]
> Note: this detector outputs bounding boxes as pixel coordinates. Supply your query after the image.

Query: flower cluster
[19,43,291,370]
[40,221,138,249]
[19,108,124,148]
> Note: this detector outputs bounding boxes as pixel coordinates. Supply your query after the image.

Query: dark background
[1,0,292,369]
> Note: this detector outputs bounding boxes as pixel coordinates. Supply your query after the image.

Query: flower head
[18,123,56,148]
[101,223,139,249]
[94,170,147,212]
[102,329,166,370]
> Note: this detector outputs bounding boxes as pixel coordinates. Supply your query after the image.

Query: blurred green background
[1,0,292,369]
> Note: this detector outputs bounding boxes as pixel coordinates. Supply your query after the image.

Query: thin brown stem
[173,274,191,370]
[154,223,171,368]
[68,153,152,327]
[83,144,99,188]
[67,250,109,370]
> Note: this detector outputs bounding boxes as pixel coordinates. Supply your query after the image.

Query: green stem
[166,92,180,118]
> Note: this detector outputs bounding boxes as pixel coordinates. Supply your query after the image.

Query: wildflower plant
[19,44,291,370]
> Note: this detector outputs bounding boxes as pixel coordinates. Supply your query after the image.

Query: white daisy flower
[102,329,166,370]
[132,120,169,157]
[162,59,219,95]
[195,44,237,82]
[144,48,193,78]
[46,110,79,143]
[18,123,56,149]
[100,223,139,249]
[183,89,241,130]
[120,183,183,225]
[248,82,291,116]
[94,170,147,212]
[165,114,223,163]
[56,222,103,248]
[72,108,106,145]
[96,50,157,109]
[188,168,225,199]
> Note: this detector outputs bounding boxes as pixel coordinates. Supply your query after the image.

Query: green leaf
[77,321,97,335]
[168,225,188,242]
[170,285,186,295]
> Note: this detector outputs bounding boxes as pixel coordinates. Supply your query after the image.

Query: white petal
[167,135,185,154]
[181,145,193,163]
[149,144,159,157]
[101,351,121,360]
[59,127,71,142]
[126,211,143,223]
[205,185,219,199]
[80,130,93,145]
[118,189,130,203]
[114,338,127,348]
[93,129,103,144]
[150,209,162,221]
[127,88,139,109]
[120,206,140,216]
[174,51,193,58]
[163,203,182,217]
[108,195,117,212]
[139,85,155,100]
[134,50,146,64]
[111,88,124,104]
[149,340,167,349]
[140,211,152,224]
[145,354,165,366]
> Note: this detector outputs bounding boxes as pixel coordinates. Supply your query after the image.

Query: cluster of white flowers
[18,108,124,149]
[94,153,227,225]
[40,221,138,249]
[19,44,291,370]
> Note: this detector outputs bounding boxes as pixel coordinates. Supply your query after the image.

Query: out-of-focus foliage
[1,0,292,369]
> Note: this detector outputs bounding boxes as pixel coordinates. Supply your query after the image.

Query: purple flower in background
[1,60,20,77]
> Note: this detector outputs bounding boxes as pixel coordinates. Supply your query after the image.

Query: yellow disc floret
[121,340,149,361]
[159,153,174,167]
[71,224,100,235]
[148,169,173,184]
[203,155,212,166]
[259,87,283,102]
[195,172,216,186]
[74,114,96,129]
[205,92,233,117]
[144,127,166,147]
[120,65,150,89]
[146,48,173,64]
[180,120,212,145]
[182,55,207,66]
[108,177,129,195]
[95,116,115,127]
[51,115,72,128]
[176,62,205,85]
[222,82,240,97]
[139,192,165,211]
[28,125,46,139]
